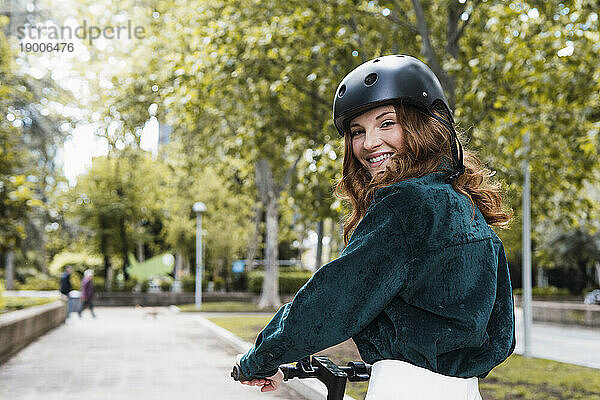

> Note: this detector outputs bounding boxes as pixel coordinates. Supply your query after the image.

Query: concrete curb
[195,315,357,400]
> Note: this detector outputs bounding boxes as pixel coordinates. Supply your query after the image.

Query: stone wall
[531,301,600,327]
[0,301,67,365]
[95,291,259,306]
[514,297,600,327]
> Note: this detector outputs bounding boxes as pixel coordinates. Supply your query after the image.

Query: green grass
[0,296,57,314]
[208,314,600,400]
[480,355,600,400]
[178,301,277,313]
[207,315,276,342]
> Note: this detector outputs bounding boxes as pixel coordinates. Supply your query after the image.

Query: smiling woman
[235,55,514,400]
[349,105,404,177]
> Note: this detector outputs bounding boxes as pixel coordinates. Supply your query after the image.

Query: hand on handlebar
[236,354,285,392]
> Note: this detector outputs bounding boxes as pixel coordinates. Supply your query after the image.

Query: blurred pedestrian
[78,269,96,318]
[60,265,72,298]
[60,266,73,317]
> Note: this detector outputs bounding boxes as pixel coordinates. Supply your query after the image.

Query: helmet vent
[338,85,347,97]
[364,73,378,87]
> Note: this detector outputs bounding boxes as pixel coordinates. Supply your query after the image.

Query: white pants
[364,360,482,400]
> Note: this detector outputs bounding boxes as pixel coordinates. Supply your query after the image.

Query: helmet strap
[428,112,465,183]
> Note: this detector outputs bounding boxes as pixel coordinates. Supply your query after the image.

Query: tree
[291,145,343,269]
[159,139,255,287]
[1,5,73,281]
[155,0,382,308]
[66,149,166,287]
[54,0,600,304]
[0,19,40,287]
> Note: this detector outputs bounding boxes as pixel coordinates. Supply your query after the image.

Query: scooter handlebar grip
[231,365,251,382]
[279,364,296,381]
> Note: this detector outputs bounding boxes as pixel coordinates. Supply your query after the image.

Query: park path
[0,307,299,400]
[1,305,598,400]
[514,307,600,369]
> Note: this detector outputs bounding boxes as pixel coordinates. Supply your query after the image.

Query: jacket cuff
[240,349,279,378]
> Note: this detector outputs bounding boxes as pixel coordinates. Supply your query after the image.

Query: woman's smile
[366,151,394,165]
[350,105,404,176]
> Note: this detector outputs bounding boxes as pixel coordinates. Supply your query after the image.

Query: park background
[1,0,599,399]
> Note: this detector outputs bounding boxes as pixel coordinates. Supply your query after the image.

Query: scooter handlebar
[231,364,299,381]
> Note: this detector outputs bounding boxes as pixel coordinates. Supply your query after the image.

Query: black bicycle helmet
[332,55,465,182]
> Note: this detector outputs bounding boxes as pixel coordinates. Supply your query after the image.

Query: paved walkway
[0,307,299,400]
[514,307,600,369]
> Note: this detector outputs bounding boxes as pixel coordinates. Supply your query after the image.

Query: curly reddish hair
[335,102,512,245]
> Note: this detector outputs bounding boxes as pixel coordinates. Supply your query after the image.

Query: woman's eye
[350,130,364,137]
[381,120,395,128]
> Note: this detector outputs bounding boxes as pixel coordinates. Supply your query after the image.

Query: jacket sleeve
[239,197,413,378]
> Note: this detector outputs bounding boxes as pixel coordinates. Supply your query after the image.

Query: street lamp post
[522,131,532,357]
[193,202,207,310]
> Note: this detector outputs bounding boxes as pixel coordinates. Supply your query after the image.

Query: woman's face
[349,105,404,176]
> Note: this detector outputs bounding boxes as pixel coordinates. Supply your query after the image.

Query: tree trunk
[119,215,129,281]
[175,253,183,280]
[137,241,145,262]
[184,255,191,276]
[37,216,48,274]
[246,202,263,272]
[102,252,111,291]
[255,159,282,309]
[324,218,333,265]
[106,264,113,291]
[5,251,14,290]
[315,219,324,270]
[259,192,281,308]
[446,2,460,59]
[410,0,456,107]
[99,216,111,290]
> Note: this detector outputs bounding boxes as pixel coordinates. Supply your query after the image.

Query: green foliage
[248,270,313,295]
[160,279,172,292]
[545,228,600,290]
[109,277,138,292]
[91,276,105,292]
[212,277,226,291]
[0,32,38,249]
[0,281,4,311]
[179,301,269,313]
[182,275,196,293]
[94,0,600,289]
[140,279,150,293]
[160,162,254,284]
[1,297,56,313]
[0,6,71,263]
[15,276,59,291]
[64,151,168,276]
[6,0,599,306]
[48,251,104,276]
[458,1,600,262]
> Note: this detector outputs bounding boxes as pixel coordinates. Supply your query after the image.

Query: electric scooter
[232,355,371,400]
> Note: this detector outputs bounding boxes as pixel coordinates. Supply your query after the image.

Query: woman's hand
[236,354,284,392]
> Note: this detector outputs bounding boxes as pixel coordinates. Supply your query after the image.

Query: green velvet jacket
[240,172,515,379]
